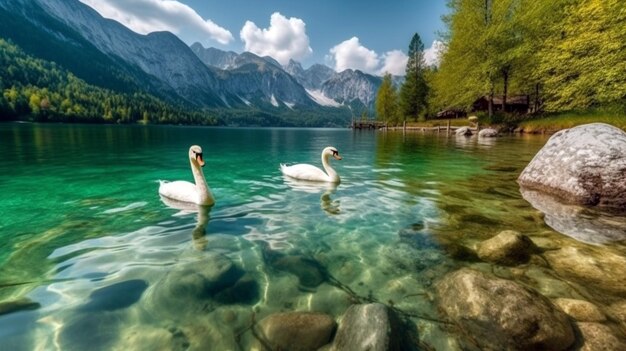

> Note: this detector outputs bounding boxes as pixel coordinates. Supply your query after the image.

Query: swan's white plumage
[158,145,215,206]
[280,146,342,183]
[280,163,329,182]
[158,180,201,204]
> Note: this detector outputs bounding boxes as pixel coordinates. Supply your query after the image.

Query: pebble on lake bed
[553,298,606,322]
[576,322,626,351]
[254,311,336,351]
[476,230,536,266]
[331,303,410,351]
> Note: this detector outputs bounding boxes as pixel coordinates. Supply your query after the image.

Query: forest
[0,39,220,125]
[376,0,626,126]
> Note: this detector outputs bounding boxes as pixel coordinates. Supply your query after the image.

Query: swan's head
[323,146,342,161]
[188,145,205,167]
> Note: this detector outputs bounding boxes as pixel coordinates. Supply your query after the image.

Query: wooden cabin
[436,108,466,119]
[472,95,530,114]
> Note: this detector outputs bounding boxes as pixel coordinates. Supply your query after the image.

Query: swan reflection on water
[282,176,340,216]
[159,195,212,250]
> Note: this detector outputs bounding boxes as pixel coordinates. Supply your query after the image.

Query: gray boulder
[255,312,336,351]
[436,268,575,351]
[331,303,407,351]
[477,230,535,266]
[478,128,498,137]
[518,123,626,210]
[455,127,472,136]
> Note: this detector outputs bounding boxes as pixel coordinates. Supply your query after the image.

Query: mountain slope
[0,0,174,100]
[284,60,335,91]
[190,43,239,70]
[321,69,382,109]
[31,0,224,107]
[0,38,217,124]
[193,44,317,108]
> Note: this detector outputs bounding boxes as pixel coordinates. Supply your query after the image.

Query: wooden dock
[351,120,386,129]
[351,119,479,134]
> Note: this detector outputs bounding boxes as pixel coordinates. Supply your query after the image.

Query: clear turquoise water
[0,123,624,350]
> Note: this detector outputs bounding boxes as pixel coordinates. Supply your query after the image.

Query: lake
[1,123,625,350]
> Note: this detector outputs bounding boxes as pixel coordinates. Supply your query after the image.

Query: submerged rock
[254,312,336,351]
[455,127,472,136]
[576,322,626,351]
[517,123,626,211]
[610,300,626,321]
[331,303,409,351]
[80,279,148,312]
[262,244,327,290]
[143,254,258,319]
[477,230,535,266]
[553,298,606,322]
[60,312,123,351]
[520,188,626,244]
[544,246,626,296]
[0,298,40,316]
[478,128,498,137]
[436,268,575,351]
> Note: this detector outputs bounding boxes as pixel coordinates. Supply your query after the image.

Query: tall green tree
[376,73,399,124]
[399,33,429,121]
[537,0,626,111]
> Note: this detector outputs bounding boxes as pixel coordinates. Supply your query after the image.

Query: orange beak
[196,154,205,167]
[333,154,342,160]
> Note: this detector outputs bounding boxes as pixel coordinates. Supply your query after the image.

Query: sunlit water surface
[1,123,625,350]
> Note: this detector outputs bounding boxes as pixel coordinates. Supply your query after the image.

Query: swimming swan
[280,146,342,183]
[158,145,215,206]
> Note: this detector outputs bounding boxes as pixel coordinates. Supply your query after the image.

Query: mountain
[192,44,317,108]
[0,0,174,100]
[0,0,357,125]
[283,59,382,110]
[284,60,335,91]
[321,69,383,110]
[190,43,239,70]
[31,0,224,107]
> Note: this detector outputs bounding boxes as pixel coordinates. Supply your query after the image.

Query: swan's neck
[191,160,213,204]
[321,154,339,182]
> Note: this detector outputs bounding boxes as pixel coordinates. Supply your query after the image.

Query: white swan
[158,145,215,206]
[280,146,342,183]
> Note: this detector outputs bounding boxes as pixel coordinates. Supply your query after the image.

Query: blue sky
[79,0,448,75]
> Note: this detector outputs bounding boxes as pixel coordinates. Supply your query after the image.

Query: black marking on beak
[195,152,204,166]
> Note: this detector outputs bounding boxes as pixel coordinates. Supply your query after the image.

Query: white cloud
[328,37,379,74]
[424,40,445,67]
[379,50,408,76]
[79,0,233,45]
[240,12,312,66]
[328,38,409,76]
[327,38,446,75]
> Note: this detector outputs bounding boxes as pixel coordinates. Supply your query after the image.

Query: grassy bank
[395,108,626,133]
[517,111,626,133]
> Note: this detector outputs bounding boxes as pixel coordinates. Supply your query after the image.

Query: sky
[79,0,449,76]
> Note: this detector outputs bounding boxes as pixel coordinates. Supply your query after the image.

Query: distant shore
[375,111,626,135]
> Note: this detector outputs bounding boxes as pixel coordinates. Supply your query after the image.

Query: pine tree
[400,33,429,121]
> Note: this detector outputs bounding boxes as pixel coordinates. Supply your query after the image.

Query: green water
[1,123,625,350]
